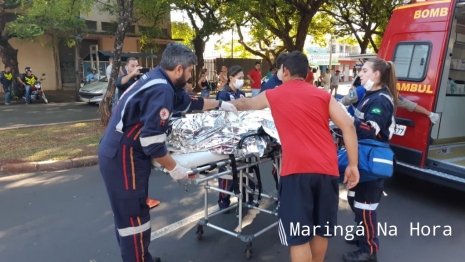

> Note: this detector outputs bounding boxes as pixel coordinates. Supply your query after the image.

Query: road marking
[150,205,220,241]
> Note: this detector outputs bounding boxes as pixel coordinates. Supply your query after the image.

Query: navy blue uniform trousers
[347,178,384,254]
[99,123,154,262]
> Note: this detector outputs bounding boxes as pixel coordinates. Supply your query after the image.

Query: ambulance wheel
[196,225,203,240]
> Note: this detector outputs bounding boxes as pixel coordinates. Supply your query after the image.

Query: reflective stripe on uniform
[117,220,151,237]
[278,219,288,246]
[348,191,355,197]
[116,78,168,133]
[367,120,380,135]
[354,108,365,119]
[354,201,379,211]
[140,133,167,147]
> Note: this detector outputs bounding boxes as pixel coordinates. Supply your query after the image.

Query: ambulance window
[393,43,430,81]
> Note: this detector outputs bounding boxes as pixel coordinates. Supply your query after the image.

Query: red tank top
[265,80,339,177]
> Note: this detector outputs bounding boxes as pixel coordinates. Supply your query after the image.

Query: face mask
[234,78,244,89]
[364,79,375,91]
[277,68,283,81]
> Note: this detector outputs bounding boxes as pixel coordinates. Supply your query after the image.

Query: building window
[127,25,136,34]
[101,22,117,32]
[85,20,97,31]
[393,42,431,81]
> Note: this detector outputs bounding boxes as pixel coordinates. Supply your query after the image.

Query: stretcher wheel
[245,242,253,260]
[196,225,204,240]
[245,248,252,260]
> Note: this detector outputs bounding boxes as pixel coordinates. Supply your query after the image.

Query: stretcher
[154,130,282,260]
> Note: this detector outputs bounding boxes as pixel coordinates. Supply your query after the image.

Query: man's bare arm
[229,91,270,111]
[153,152,177,171]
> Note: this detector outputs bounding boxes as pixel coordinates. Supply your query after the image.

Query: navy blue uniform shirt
[216,86,245,101]
[353,87,395,142]
[101,66,205,159]
[115,69,137,99]
[259,74,282,93]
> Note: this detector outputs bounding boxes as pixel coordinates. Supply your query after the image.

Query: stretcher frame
[174,134,282,260]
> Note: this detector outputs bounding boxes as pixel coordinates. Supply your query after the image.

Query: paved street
[0,163,464,262]
[0,102,99,129]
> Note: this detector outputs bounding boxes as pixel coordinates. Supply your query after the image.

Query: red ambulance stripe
[130,217,140,262]
[122,145,129,190]
[369,209,379,251]
[127,122,142,138]
[137,217,145,262]
[362,207,373,254]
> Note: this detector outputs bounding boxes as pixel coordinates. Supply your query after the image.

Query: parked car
[78,76,108,104]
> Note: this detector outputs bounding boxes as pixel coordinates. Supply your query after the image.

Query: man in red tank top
[230,51,359,262]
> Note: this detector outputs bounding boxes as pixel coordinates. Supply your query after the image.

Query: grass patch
[0,121,105,163]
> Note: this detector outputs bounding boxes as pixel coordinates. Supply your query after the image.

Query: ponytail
[386,61,398,111]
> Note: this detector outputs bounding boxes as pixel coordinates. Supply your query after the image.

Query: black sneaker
[343,250,377,262]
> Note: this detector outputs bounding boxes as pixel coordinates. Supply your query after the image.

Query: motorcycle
[20,73,48,104]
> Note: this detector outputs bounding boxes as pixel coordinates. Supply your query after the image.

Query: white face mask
[277,68,283,81]
[234,78,244,89]
[364,79,375,91]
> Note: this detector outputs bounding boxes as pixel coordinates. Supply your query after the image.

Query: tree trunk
[74,41,81,101]
[0,1,20,86]
[0,36,20,87]
[98,0,134,126]
[193,35,205,92]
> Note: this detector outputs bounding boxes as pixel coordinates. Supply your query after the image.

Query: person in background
[219,65,228,88]
[319,68,331,92]
[260,53,288,93]
[19,67,38,104]
[86,68,99,83]
[229,50,359,262]
[305,66,314,85]
[330,70,342,96]
[262,67,276,84]
[197,68,210,98]
[0,65,13,105]
[247,61,262,97]
[106,57,113,80]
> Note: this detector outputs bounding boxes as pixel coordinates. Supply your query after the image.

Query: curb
[0,119,100,131]
[0,155,99,175]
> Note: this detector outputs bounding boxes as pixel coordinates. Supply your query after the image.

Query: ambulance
[378,0,465,189]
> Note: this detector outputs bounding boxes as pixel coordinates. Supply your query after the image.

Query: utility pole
[231,28,234,58]
[328,35,333,71]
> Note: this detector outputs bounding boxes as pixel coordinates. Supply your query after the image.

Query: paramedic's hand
[166,164,191,180]
[344,165,359,190]
[429,112,439,124]
[220,101,238,115]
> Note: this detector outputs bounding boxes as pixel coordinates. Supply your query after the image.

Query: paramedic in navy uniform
[215,65,255,211]
[344,58,398,262]
[98,42,238,262]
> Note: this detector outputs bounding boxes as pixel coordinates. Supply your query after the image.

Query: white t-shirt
[106,65,112,80]
[323,74,331,88]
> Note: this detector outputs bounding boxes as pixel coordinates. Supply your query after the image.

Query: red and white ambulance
[378,0,465,189]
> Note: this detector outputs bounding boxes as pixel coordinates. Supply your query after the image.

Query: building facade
[2,7,173,90]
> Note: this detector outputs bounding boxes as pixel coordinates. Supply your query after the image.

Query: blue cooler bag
[338,139,395,183]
